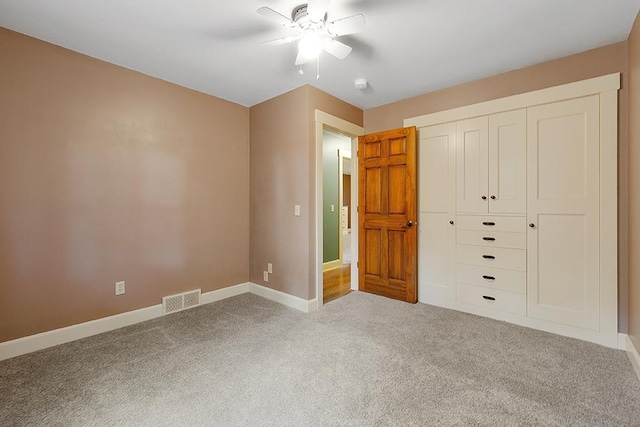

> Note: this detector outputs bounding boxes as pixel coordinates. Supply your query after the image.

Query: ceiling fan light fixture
[298,33,324,59]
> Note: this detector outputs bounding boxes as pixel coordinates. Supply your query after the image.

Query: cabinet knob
[490,195,496,200]
[481,196,487,200]
[449,220,454,225]
[529,223,536,228]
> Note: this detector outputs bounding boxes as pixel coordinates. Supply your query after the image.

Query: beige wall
[628,14,640,349]
[0,28,250,343]
[250,87,310,298]
[364,42,631,333]
[250,86,362,300]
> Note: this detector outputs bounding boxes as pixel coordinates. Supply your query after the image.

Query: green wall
[322,131,351,263]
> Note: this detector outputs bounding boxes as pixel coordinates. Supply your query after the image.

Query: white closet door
[527,95,600,331]
[488,109,526,214]
[456,116,489,213]
[418,123,456,303]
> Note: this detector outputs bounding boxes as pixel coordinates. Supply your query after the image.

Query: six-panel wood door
[527,95,600,331]
[358,127,417,303]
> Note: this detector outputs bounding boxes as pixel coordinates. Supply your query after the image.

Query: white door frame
[315,110,364,309]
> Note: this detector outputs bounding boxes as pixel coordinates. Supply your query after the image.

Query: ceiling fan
[257,0,365,76]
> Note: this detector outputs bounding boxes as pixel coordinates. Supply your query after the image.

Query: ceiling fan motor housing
[293,4,325,25]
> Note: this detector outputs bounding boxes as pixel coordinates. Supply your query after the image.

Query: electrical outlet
[267,263,273,274]
[294,204,301,216]
[263,271,269,282]
[115,281,125,296]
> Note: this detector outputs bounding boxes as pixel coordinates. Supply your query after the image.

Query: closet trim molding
[405,73,620,128]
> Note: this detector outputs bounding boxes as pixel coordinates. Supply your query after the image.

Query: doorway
[315,111,364,308]
[322,131,352,303]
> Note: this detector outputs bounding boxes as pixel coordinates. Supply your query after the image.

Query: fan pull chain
[298,65,304,75]
[316,56,320,80]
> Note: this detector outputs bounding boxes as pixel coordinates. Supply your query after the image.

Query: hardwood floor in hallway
[323,265,351,304]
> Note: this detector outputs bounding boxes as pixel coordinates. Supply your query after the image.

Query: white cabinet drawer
[456,215,526,233]
[456,230,526,249]
[456,244,526,271]
[456,263,525,294]
[456,283,526,315]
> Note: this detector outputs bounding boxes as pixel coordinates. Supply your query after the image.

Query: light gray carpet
[1,292,639,426]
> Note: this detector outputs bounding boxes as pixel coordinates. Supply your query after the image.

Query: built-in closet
[405,74,619,348]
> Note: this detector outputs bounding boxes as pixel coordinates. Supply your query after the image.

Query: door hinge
[357,261,359,268]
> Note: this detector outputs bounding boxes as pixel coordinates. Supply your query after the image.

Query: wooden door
[358,127,417,303]
[456,116,489,213]
[418,123,456,304]
[488,109,526,214]
[527,96,600,331]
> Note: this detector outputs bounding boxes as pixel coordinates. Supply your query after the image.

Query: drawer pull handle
[482,222,495,226]
[482,237,496,241]
[482,255,495,259]
[482,275,496,281]
[482,296,496,302]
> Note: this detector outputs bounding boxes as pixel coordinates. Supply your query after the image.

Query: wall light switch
[330,204,335,213]
[263,271,269,282]
[294,205,301,216]
[267,263,273,274]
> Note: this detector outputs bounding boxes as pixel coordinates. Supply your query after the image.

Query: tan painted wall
[628,14,640,349]
[364,42,631,332]
[0,28,250,343]
[250,87,310,298]
[250,85,362,300]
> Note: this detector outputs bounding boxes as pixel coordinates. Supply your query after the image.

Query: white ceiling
[1,0,639,109]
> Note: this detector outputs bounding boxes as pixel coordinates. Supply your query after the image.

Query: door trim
[315,110,364,310]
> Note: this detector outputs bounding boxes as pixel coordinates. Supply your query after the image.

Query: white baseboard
[619,333,628,350]
[0,281,318,362]
[0,303,164,362]
[626,335,640,382]
[201,282,250,305]
[323,259,342,272]
[248,282,317,313]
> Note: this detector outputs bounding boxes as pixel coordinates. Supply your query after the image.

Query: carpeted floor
[1,292,639,426]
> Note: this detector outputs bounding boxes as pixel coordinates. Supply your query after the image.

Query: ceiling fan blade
[307,0,331,22]
[257,6,294,27]
[323,39,352,60]
[328,14,365,36]
[261,35,301,46]
[295,48,317,66]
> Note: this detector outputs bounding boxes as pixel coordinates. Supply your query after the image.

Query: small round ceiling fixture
[354,78,368,90]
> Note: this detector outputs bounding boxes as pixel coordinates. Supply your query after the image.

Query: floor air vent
[162,289,201,315]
